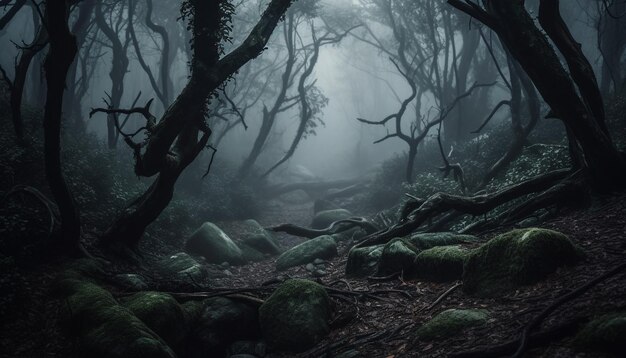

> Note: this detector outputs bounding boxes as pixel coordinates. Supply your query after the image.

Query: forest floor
[1,192,625,357]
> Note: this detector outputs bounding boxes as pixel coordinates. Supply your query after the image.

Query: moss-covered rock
[186,222,244,265]
[412,246,469,282]
[185,297,260,358]
[377,239,419,275]
[259,279,331,352]
[157,252,205,281]
[241,220,281,256]
[404,232,478,251]
[311,209,352,229]
[276,235,337,271]
[416,309,489,341]
[114,274,149,291]
[60,280,175,358]
[122,292,186,348]
[345,245,384,277]
[463,228,584,297]
[240,244,267,262]
[575,312,626,355]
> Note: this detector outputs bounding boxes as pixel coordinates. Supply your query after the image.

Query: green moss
[186,222,244,264]
[463,228,584,297]
[404,232,478,251]
[412,245,469,282]
[345,244,384,277]
[240,243,267,262]
[416,309,489,341]
[259,279,331,352]
[276,235,337,271]
[575,312,626,355]
[62,281,175,358]
[122,292,186,348]
[377,238,419,275]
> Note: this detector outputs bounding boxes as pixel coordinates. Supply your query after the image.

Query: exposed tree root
[3,185,60,237]
[267,217,379,238]
[419,282,462,313]
[355,169,572,248]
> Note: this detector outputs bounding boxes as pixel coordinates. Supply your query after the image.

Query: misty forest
[1,0,626,357]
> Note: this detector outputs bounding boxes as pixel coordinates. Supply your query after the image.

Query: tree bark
[43,0,81,255]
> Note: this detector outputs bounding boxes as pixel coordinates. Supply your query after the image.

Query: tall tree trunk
[43,0,81,255]
[10,14,48,143]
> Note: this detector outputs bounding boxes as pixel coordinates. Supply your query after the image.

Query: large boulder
[157,252,205,281]
[240,220,281,256]
[311,209,352,229]
[184,297,260,358]
[259,279,331,352]
[404,232,478,251]
[575,312,626,355]
[186,222,244,265]
[276,235,337,271]
[416,309,489,341]
[377,239,419,275]
[412,246,470,282]
[122,292,186,349]
[58,280,175,358]
[463,228,584,297]
[345,245,384,277]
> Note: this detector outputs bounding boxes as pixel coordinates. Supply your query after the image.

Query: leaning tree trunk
[451,0,626,190]
[43,0,82,255]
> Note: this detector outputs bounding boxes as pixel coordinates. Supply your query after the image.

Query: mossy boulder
[122,292,186,348]
[185,297,261,357]
[404,232,478,251]
[416,309,489,341]
[157,252,205,281]
[345,245,384,277]
[276,235,337,271]
[60,280,175,358]
[463,228,584,297]
[412,246,470,282]
[240,244,267,262]
[259,279,331,352]
[575,312,626,355]
[377,239,419,275]
[311,209,352,229]
[114,274,149,291]
[241,220,281,256]
[186,222,244,265]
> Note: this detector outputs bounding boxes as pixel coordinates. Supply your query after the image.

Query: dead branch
[419,282,462,313]
[355,169,571,248]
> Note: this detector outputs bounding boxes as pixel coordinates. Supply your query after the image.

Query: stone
[122,292,186,348]
[58,280,175,358]
[241,220,281,256]
[575,312,626,355]
[411,246,470,282]
[114,274,148,291]
[186,222,244,265]
[415,309,489,341]
[311,209,353,229]
[345,245,384,278]
[259,279,331,352]
[463,228,584,297]
[377,239,419,275]
[404,232,478,251]
[305,263,316,272]
[185,297,260,357]
[276,236,337,271]
[157,252,205,281]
